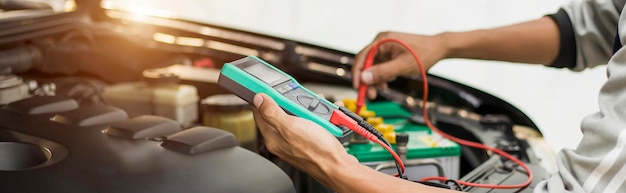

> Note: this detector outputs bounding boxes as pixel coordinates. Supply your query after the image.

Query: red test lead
[359,38,533,189]
[329,109,406,177]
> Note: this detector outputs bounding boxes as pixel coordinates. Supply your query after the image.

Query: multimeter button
[288,82,299,89]
[308,98,320,111]
[277,84,295,94]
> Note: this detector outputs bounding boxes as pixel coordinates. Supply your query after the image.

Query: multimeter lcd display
[244,64,286,85]
[219,56,350,140]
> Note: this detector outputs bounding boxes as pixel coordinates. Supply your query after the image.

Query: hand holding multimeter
[218,56,405,178]
[218,56,355,141]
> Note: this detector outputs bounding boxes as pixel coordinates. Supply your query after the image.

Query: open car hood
[0,1,555,192]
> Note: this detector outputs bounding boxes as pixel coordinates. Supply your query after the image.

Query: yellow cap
[375,124,394,133]
[384,131,397,144]
[366,117,383,126]
[342,98,356,106]
[341,98,357,112]
[359,110,375,118]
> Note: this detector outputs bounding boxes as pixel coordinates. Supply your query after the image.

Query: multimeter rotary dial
[296,95,331,115]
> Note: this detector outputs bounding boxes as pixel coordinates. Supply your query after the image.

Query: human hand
[251,93,461,192]
[251,93,359,185]
[352,31,448,98]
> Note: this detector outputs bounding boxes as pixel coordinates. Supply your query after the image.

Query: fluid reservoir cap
[142,67,180,84]
[201,94,249,112]
[0,74,23,88]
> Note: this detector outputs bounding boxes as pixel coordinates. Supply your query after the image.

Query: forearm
[439,17,560,66]
[319,157,460,193]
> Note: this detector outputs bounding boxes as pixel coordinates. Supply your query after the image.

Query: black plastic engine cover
[0,96,295,193]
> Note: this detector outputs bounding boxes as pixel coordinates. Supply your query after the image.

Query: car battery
[345,101,461,181]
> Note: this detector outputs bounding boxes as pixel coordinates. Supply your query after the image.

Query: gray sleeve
[535,2,626,192]
[547,0,621,71]
[535,47,626,193]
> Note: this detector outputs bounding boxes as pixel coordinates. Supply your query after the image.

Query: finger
[251,100,282,144]
[253,93,292,135]
[333,100,345,107]
[380,82,388,90]
[362,54,415,85]
[367,87,377,99]
[353,32,399,89]
[366,83,387,99]
[352,44,373,88]
[361,64,395,85]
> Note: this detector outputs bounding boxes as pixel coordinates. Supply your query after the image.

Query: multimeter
[218,56,352,141]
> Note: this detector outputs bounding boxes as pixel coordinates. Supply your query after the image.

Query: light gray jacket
[535,0,626,192]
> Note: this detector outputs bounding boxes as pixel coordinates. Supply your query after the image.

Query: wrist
[434,32,454,59]
[317,154,360,179]
[316,154,365,189]
[436,31,473,59]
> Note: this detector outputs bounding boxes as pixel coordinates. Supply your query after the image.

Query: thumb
[361,63,397,84]
[361,55,414,85]
[253,93,287,125]
[253,93,265,108]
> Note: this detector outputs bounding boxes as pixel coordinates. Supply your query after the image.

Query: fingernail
[361,71,373,84]
[253,94,264,107]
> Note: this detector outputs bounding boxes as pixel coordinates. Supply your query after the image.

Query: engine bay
[0,1,556,192]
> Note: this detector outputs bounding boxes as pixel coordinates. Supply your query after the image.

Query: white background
[105,0,608,154]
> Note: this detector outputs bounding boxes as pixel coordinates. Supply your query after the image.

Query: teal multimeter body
[218,56,352,141]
